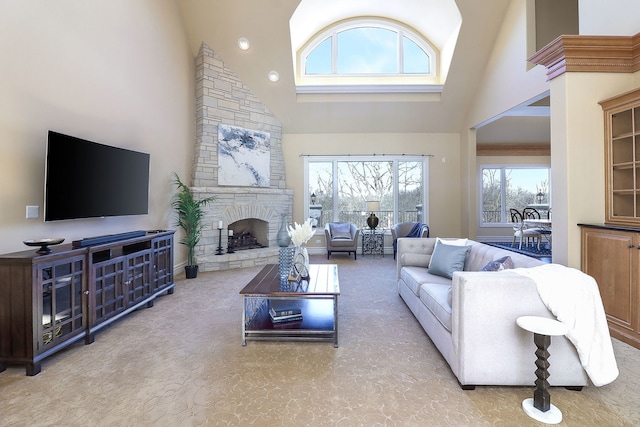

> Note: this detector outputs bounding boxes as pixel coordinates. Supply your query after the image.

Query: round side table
[516,316,569,425]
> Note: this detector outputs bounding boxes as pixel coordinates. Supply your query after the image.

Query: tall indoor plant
[172,172,215,279]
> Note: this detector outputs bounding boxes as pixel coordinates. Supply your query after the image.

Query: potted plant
[171,172,215,279]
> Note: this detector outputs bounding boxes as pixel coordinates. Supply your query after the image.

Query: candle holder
[215,227,224,255]
[227,232,235,254]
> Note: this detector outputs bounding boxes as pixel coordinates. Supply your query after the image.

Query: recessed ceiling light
[268,71,280,82]
[238,37,250,50]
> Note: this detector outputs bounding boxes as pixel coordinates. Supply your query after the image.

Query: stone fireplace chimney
[190,43,293,271]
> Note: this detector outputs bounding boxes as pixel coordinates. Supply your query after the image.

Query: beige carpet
[1,254,638,426]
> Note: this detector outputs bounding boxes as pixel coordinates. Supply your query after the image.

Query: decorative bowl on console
[23,238,65,254]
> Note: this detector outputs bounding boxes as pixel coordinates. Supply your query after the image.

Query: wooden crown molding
[528,32,640,80]
[476,143,550,157]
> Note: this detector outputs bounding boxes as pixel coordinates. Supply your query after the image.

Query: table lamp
[366,201,380,230]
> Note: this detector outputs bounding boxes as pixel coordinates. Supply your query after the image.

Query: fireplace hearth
[191,187,293,271]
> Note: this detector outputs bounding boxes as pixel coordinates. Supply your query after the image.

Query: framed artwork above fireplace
[218,124,271,187]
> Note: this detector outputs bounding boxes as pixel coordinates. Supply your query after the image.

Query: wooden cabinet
[0,231,175,375]
[0,247,88,375]
[580,224,640,350]
[600,88,640,225]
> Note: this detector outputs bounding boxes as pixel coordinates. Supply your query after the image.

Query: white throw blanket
[513,263,619,387]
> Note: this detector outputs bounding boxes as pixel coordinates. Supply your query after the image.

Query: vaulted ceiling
[177,0,547,143]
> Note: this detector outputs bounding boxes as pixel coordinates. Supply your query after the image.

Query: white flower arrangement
[287,218,314,246]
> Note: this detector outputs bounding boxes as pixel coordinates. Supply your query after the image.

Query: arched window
[301,19,436,78]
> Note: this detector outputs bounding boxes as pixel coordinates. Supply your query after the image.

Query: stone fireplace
[188,43,293,271]
[228,218,268,251]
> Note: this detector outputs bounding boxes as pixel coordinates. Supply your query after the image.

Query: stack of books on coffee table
[269,306,302,324]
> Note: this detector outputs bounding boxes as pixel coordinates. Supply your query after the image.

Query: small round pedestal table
[516,316,569,425]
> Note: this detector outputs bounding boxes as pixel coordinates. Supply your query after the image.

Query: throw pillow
[330,223,351,239]
[429,238,470,268]
[428,242,471,279]
[481,256,514,272]
[436,237,469,246]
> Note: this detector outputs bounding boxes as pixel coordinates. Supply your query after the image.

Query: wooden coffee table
[240,263,340,347]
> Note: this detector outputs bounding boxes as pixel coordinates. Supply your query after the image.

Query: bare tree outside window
[481,167,550,224]
[306,157,426,228]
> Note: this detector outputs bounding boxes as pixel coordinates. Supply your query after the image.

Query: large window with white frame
[305,156,428,230]
[303,20,434,76]
[480,166,551,225]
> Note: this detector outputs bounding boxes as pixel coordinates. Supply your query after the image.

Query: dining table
[523,218,552,247]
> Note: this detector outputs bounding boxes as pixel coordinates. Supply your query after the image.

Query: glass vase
[278,247,294,283]
[276,214,291,247]
[293,245,310,276]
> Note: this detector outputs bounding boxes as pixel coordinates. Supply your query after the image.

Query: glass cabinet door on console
[88,243,153,342]
[125,250,153,307]
[38,255,87,352]
[91,257,127,330]
[152,233,174,294]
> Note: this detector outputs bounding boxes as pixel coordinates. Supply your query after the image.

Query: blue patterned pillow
[480,256,514,272]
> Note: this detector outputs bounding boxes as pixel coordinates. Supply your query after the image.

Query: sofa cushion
[330,223,351,239]
[401,266,451,296]
[428,242,471,279]
[420,283,452,332]
[481,255,514,271]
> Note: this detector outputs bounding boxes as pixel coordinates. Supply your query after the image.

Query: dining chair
[523,207,552,246]
[510,208,543,250]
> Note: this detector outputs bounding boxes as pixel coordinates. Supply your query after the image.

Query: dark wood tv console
[0,230,175,375]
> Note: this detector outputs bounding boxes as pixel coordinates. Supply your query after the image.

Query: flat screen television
[44,131,150,221]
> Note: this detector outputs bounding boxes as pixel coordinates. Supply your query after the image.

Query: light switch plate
[26,205,39,219]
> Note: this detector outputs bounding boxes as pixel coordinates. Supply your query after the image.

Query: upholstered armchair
[391,222,429,259]
[324,222,359,260]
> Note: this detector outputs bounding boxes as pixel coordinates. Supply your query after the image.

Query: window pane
[305,37,332,75]
[308,162,333,227]
[482,168,502,223]
[505,169,550,218]
[481,167,550,224]
[337,27,397,74]
[403,36,430,74]
[398,161,423,224]
[337,161,393,226]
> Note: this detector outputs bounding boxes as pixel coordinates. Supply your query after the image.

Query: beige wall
[0,0,195,256]
[550,72,639,267]
[460,0,550,242]
[282,133,462,250]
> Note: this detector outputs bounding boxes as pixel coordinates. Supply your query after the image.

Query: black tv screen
[44,131,150,221]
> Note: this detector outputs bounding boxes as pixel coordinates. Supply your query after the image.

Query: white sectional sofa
[396,237,589,389]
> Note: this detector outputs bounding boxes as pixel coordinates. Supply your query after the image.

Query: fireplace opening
[228,218,268,251]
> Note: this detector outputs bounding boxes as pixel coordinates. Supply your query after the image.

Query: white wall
[0,0,195,256]
[579,0,640,35]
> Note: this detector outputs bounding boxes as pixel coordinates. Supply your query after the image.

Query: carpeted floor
[1,254,638,426]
